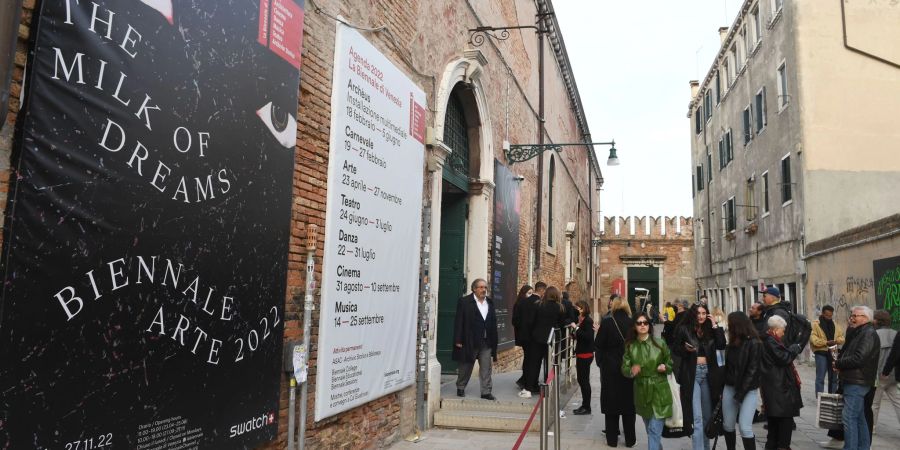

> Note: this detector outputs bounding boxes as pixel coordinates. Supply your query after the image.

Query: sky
[553,0,744,219]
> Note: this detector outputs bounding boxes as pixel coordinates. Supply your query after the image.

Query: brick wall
[598,216,696,314]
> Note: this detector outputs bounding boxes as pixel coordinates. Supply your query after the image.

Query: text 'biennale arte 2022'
[0,1,303,448]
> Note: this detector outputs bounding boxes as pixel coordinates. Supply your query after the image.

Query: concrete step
[439,397,536,415]
[433,409,541,432]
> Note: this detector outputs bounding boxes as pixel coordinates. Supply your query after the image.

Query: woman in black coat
[760,315,802,450]
[721,312,762,450]
[594,297,636,447]
[522,286,568,396]
[571,300,595,415]
[672,303,726,450]
[512,284,535,392]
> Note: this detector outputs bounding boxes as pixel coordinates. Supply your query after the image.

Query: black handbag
[705,399,725,439]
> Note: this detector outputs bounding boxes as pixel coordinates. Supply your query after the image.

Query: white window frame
[781,153,793,207]
[751,6,762,49]
[727,196,736,233]
[761,171,770,216]
[755,87,767,134]
[771,0,784,17]
[742,104,753,145]
[728,46,738,83]
[776,60,789,112]
[737,28,746,71]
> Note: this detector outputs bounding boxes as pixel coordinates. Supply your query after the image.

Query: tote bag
[816,393,843,430]
[663,373,691,438]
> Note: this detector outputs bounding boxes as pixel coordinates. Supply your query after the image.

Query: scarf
[769,331,801,387]
[819,317,835,341]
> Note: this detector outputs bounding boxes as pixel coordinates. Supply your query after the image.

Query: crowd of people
[451,279,900,450]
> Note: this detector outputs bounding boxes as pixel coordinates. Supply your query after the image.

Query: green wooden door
[627,267,659,317]
[437,192,467,372]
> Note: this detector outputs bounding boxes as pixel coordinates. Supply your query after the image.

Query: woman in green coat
[622,312,674,450]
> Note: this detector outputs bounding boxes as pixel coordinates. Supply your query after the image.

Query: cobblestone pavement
[391,361,900,449]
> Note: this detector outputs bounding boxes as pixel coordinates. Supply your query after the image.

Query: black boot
[724,431,736,450]
[742,436,756,450]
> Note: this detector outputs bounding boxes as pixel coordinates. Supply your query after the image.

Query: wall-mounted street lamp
[503,140,620,166]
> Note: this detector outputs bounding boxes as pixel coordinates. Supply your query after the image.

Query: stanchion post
[539,384,547,450]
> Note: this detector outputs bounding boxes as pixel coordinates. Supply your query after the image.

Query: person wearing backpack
[760,286,811,351]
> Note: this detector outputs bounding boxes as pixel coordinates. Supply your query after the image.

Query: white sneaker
[819,438,842,449]
[517,389,532,398]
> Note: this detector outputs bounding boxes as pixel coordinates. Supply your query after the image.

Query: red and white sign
[258,0,304,69]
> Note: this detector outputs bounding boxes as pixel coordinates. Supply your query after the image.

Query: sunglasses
[635,321,650,326]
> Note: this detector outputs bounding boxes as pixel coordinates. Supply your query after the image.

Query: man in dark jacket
[452,278,498,400]
[514,282,544,394]
[834,306,879,450]
[749,301,767,336]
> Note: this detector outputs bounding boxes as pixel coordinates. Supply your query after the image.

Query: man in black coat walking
[834,306,879,450]
[452,278,498,400]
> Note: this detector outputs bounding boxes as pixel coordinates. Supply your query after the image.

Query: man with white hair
[834,305,879,450]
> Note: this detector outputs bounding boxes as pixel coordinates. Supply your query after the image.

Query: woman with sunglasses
[673,303,726,450]
[622,312,673,450]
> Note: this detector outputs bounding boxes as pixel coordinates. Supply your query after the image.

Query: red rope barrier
[511,368,555,450]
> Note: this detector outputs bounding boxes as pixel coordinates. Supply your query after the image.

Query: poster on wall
[315,22,426,421]
[0,1,302,448]
[874,255,900,330]
[492,160,521,350]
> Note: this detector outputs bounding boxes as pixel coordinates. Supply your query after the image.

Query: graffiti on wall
[874,256,900,330]
[813,275,875,323]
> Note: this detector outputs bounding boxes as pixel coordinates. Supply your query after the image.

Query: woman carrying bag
[722,312,762,450]
[673,303,726,450]
[622,312,673,450]
[595,296,636,447]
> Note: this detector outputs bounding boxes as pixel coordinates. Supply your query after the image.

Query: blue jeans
[722,385,757,438]
[642,416,664,450]
[815,353,836,395]
[692,363,711,450]
[842,383,871,450]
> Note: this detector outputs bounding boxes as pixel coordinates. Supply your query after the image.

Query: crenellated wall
[597,216,696,315]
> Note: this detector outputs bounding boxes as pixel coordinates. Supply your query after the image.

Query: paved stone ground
[391,362,900,449]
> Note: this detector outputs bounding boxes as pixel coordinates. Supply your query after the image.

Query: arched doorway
[436,85,476,372]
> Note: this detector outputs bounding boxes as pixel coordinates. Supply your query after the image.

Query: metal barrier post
[539,383,547,450]
[553,335,561,450]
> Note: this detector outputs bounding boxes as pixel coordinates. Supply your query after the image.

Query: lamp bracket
[505,141,616,165]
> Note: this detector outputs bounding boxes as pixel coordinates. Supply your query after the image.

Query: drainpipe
[298,224,318,449]
[533,4,546,275]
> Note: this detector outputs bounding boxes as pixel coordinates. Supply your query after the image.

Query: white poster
[315,22,427,421]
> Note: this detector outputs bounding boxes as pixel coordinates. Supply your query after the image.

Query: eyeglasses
[635,321,649,326]
[850,314,866,318]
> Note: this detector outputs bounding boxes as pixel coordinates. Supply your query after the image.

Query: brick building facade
[2,0,603,448]
[598,216,696,316]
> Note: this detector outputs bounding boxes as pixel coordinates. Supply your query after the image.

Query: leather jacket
[835,322,879,387]
[723,337,762,401]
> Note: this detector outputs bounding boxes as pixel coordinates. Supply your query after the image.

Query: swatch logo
[229,412,275,438]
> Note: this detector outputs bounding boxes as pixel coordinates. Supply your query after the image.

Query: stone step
[439,397,537,415]
[433,409,541,432]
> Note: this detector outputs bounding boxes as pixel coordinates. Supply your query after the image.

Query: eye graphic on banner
[139,0,174,24]
[257,102,297,148]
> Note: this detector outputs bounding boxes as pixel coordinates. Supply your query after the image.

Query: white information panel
[315,22,427,421]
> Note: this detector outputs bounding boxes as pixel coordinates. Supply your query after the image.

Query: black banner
[492,160,521,351]
[874,255,900,331]
[0,1,302,448]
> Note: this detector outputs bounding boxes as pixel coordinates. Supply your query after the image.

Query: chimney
[718,27,729,45]
[690,80,700,99]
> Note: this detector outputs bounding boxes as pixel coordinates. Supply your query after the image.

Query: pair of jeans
[842,383,871,450]
[642,416,664,450]
[692,363,711,450]
[815,353,836,395]
[722,385,758,438]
